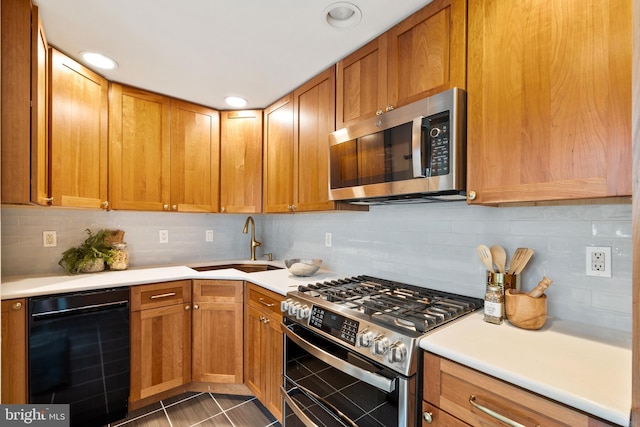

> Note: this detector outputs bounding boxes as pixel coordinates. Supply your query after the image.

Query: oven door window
[283,324,403,427]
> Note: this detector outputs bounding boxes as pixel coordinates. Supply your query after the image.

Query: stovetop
[281,275,483,376]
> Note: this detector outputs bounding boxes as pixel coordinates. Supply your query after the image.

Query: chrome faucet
[242,216,261,261]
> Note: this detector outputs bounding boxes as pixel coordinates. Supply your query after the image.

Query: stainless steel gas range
[280,275,483,427]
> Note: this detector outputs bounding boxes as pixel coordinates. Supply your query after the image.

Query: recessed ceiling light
[323,2,362,29]
[79,51,118,70]
[224,96,248,108]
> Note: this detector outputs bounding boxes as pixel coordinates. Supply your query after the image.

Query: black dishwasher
[29,287,130,427]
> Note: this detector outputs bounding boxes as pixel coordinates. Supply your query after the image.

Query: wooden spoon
[477,244,494,272]
[490,245,507,273]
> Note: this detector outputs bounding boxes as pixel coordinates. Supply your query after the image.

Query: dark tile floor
[107,392,281,427]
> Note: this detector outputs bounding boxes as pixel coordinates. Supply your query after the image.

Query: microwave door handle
[281,386,320,427]
[412,116,426,178]
[282,324,396,393]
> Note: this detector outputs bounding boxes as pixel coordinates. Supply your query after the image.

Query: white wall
[1,201,632,333]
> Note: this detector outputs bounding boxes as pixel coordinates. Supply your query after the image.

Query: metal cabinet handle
[467,191,477,201]
[163,204,169,210]
[44,197,53,203]
[422,411,433,424]
[102,200,109,209]
[193,304,199,310]
[258,298,275,307]
[385,105,394,112]
[376,109,384,116]
[184,305,190,310]
[172,205,177,211]
[12,302,22,310]
[149,292,176,299]
[469,395,533,427]
[263,318,270,324]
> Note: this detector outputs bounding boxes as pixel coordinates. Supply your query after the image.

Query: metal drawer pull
[469,395,532,427]
[150,292,176,299]
[258,298,275,307]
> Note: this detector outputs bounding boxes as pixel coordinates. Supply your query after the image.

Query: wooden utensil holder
[505,289,547,330]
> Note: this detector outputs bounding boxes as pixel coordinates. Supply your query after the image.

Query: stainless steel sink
[191,263,283,273]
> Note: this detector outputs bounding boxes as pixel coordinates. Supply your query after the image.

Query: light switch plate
[206,229,214,242]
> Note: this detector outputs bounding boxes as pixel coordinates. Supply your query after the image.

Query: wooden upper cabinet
[336,0,466,128]
[31,5,49,206]
[293,67,337,212]
[220,110,263,213]
[387,0,467,108]
[336,35,388,128]
[109,84,171,211]
[466,0,632,204]
[1,0,35,204]
[49,48,109,209]
[263,94,295,213]
[170,100,220,213]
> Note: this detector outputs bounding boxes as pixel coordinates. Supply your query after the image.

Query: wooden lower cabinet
[1,299,28,403]
[244,283,284,422]
[422,352,616,426]
[130,281,192,403]
[192,280,243,383]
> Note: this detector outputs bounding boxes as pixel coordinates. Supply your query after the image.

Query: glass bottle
[484,284,504,324]
[109,242,129,271]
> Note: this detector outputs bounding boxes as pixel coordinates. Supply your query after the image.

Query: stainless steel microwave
[329,87,466,204]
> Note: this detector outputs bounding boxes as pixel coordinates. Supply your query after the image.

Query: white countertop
[420,312,631,426]
[0,260,343,299]
[2,264,632,425]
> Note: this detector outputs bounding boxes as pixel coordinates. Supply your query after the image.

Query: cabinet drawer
[423,352,615,427]
[421,401,468,426]
[246,283,283,317]
[131,280,191,311]
[193,279,242,303]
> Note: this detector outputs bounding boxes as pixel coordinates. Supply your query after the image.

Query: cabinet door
[170,100,220,213]
[49,48,109,209]
[336,35,388,128]
[109,84,171,211]
[466,0,632,204]
[130,303,191,401]
[293,67,336,212]
[387,0,467,108]
[1,0,33,204]
[244,304,265,398]
[263,94,295,213]
[220,110,263,213]
[192,280,243,383]
[31,5,49,206]
[1,299,28,404]
[263,311,283,421]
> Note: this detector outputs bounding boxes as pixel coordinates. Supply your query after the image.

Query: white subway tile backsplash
[1,201,633,333]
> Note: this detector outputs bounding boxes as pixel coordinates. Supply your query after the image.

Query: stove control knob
[356,329,374,348]
[297,305,310,320]
[389,341,408,363]
[280,298,292,313]
[288,302,301,316]
[372,335,390,355]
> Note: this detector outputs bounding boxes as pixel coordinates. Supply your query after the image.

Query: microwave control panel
[423,111,450,177]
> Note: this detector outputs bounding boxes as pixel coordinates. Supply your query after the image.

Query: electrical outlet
[325,232,332,247]
[205,229,214,242]
[43,231,57,247]
[585,246,612,277]
[159,229,169,244]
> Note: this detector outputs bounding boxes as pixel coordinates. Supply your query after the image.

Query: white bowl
[284,259,322,277]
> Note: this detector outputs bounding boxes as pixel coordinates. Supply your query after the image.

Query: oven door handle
[281,386,319,427]
[281,385,358,427]
[282,324,396,393]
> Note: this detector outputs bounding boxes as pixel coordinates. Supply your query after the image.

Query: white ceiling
[33,0,433,110]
